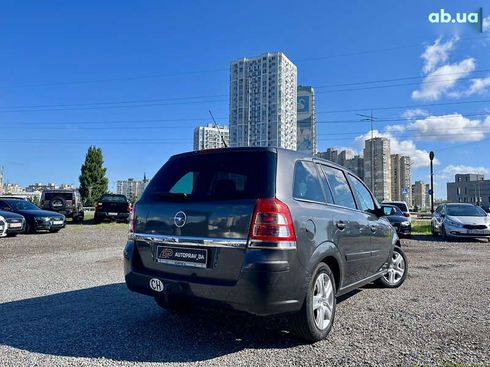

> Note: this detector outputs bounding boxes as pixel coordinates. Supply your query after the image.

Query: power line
[3,33,488,89]
[2,69,489,112]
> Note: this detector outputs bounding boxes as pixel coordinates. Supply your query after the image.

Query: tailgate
[133,200,255,283]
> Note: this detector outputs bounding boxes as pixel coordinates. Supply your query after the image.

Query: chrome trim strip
[248,240,297,250]
[132,233,248,249]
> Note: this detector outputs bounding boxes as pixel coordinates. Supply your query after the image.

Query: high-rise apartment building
[193,123,229,151]
[412,180,428,210]
[116,175,149,200]
[364,137,391,202]
[316,148,364,180]
[229,52,297,149]
[297,86,317,154]
[391,154,412,203]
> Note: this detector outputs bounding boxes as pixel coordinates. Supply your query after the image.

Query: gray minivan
[124,147,407,342]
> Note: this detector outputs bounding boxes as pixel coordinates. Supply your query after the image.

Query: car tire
[431,223,437,236]
[375,246,408,288]
[154,295,190,314]
[441,225,449,241]
[289,263,336,343]
[6,233,18,237]
[49,229,61,233]
[24,223,34,234]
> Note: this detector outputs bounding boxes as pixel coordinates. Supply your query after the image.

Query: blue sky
[1,0,489,198]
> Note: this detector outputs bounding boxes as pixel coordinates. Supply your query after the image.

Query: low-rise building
[447,174,490,207]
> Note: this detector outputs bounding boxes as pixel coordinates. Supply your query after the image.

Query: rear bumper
[95,211,130,221]
[123,240,306,316]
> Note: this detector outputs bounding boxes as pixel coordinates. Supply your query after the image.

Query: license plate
[9,223,22,228]
[108,212,118,216]
[52,220,64,225]
[469,229,486,235]
[155,245,207,268]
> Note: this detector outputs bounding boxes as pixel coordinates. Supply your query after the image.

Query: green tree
[79,146,109,206]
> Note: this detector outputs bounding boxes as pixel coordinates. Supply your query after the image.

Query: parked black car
[0,209,25,237]
[381,204,412,236]
[124,148,407,342]
[0,198,65,233]
[94,194,131,223]
[40,189,84,223]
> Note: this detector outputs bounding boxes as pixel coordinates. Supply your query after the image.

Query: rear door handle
[336,221,346,230]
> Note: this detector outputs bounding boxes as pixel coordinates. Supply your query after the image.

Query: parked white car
[0,215,7,237]
[431,203,490,241]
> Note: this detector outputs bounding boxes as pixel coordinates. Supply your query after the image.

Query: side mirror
[371,206,385,217]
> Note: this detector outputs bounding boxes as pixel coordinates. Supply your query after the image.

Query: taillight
[127,203,132,213]
[248,198,296,249]
[404,213,410,218]
[96,202,102,207]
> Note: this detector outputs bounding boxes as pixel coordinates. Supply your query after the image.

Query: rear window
[99,194,128,202]
[143,151,276,201]
[43,192,74,200]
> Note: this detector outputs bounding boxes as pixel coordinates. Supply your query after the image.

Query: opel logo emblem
[174,211,187,227]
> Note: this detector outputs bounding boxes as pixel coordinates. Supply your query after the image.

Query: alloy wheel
[383,250,406,286]
[312,273,334,330]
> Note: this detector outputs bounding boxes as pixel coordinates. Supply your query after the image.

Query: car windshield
[447,205,487,217]
[383,206,402,216]
[385,202,408,212]
[7,200,40,211]
[99,195,127,202]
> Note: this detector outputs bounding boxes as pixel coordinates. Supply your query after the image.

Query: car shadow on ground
[406,234,490,243]
[0,283,363,362]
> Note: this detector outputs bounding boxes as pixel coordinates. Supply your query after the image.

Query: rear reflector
[248,198,296,249]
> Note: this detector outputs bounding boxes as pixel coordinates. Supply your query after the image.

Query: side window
[349,174,375,212]
[0,201,10,211]
[293,161,325,203]
[320,166,357,210]
[169,172,198,195]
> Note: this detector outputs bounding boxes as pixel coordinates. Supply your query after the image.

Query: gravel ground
[0,225,489,367]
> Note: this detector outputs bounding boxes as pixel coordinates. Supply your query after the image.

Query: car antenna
[209,110,228,148]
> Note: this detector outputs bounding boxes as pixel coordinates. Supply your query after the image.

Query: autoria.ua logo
[428,8,484,32]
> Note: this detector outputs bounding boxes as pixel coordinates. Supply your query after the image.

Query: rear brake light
[127,203,132,213]
[248,198,296,249]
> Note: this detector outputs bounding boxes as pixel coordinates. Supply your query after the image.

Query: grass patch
[65,211,128,229]
[411,220,432,235]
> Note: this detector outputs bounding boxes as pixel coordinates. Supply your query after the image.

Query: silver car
[432,203,490,241]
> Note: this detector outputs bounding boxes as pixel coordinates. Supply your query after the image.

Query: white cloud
[391,113,490,142]
[466,76,490,96]
[354,130,435,168]
[421,38,457,74]
[412,58,476,101]
[401,108,428,120]
[439,164,490,180]
[484,16,490,32]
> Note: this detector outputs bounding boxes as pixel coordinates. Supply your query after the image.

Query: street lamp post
[429,151,435,213]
